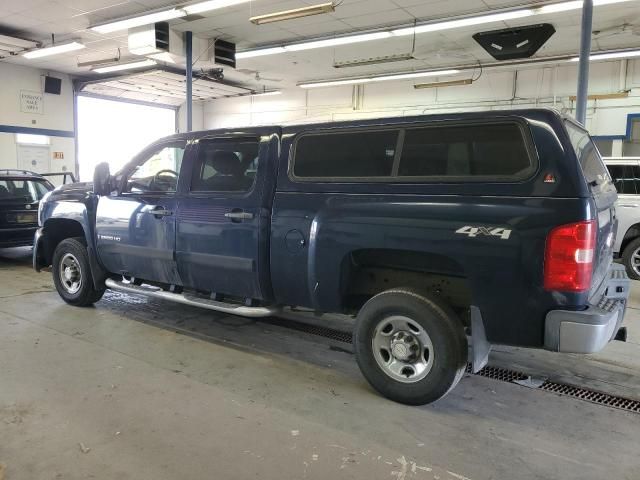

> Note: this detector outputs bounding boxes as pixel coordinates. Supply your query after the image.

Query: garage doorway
[77,95,176,181]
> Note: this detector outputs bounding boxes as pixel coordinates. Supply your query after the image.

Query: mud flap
[469,305,491,373]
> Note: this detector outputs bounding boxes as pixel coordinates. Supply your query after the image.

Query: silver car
[605,157,640,279]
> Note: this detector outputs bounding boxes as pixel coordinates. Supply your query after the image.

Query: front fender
[38,196,108,289]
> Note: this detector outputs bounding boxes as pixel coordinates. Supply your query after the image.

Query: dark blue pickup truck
[33,109,629,405]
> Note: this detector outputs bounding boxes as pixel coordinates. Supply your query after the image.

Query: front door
[96,140,187,284]
[175,134,273,300]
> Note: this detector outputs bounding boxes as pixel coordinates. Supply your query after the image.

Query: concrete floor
[0,247,639,480]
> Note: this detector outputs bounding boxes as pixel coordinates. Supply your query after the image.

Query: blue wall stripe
[592,135,626,140]
[592,113,639,141]
[0,125,75,138]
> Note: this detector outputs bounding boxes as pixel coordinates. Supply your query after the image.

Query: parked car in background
[34,109,629,405]
[604,158,640,279]
[0,170,55,248]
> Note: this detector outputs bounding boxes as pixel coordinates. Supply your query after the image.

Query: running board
[104,278,280,318]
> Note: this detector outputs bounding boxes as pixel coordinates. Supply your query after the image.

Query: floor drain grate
[466,364,529,383]
[539,381,640,413]
[261,317,354,344]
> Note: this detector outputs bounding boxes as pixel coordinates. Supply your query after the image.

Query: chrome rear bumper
[544,263,629,354]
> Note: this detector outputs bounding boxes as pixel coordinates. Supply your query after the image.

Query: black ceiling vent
[214,39,236,69]
[473,23,556,60]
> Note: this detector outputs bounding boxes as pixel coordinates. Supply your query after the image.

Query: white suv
[605,157,640,279]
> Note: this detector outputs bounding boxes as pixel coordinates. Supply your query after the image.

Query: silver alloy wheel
[632,248,640,277]
[59,253,82,295]
[371,315,435,383]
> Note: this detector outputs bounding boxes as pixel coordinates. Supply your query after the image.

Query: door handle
[618,204,639,208]
[149,207,173,217]
[224,211,254,220]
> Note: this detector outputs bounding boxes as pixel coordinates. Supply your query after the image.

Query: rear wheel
[52,237,105,306]
[354,288,467,405]
[621,237,640,280]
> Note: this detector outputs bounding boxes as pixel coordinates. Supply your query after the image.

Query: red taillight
[544,220,596,292]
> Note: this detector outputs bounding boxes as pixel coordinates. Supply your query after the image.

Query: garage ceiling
[0,0,639,94]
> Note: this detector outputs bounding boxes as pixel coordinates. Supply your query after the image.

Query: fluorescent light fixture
[235,0,637,59]
[251,90,282,96]
[237,31,393,58]
[91,9,184,34]
[92,59,157,73]
[536,0,583,14]
[299,69,460,88]
[23,41,85,59]
[392,9,534,36]
[414,78,473,89]
[0,34,39,52]
[183,0,251,14]
[334,53,414,68]
[77,55,120,68]
[287,31,392,51]
[569,49,640,61]
[250,2,335,25]
[236,46,287,59]
[90,0,254,33]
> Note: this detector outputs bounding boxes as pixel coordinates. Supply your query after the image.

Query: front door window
[126,144,185,194]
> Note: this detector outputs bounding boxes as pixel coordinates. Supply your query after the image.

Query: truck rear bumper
[544,263,629,354]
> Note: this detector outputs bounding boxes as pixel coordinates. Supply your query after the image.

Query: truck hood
[48,181,94,202]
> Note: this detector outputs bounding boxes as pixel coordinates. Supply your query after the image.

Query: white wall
[202,59,640,137]
[177,101,204,133]
[0,62,75,174]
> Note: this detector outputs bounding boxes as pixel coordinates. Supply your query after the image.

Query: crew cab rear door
[175,130,277,301]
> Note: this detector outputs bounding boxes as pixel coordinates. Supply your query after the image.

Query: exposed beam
[575,0,593,125]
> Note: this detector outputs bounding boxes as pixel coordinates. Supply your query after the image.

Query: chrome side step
[105,278,280,318]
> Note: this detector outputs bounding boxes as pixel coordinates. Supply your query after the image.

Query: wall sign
[53,151,64,159]
[20,90,43,114]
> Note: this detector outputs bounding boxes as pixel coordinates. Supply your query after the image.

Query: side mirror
[93,162,112,196]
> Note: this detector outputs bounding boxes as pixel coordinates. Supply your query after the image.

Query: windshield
[0,179,52,203]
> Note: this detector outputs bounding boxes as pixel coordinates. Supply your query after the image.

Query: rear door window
[191,138,260,192]
[607,165,637,195]
[607,164,638,195]
[0,179,51,202]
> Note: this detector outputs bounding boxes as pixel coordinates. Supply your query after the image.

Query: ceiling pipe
[186,31,193,132]
[575,0,593,125]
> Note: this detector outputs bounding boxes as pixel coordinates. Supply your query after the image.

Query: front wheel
[354,289,467,405]
[52,238,105,306]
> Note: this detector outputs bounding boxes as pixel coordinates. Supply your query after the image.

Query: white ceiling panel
[0,0,638,93]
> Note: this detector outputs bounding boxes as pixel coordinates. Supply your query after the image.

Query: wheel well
[340,249,472,322]
[42,219,86,265]
[620,223,640,254]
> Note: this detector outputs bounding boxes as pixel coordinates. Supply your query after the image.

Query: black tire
[52,237,105,306]
[622,238,640,280]
[354,288,467,405]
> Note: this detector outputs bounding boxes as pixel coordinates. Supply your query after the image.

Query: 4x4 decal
[455,226,512,240]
